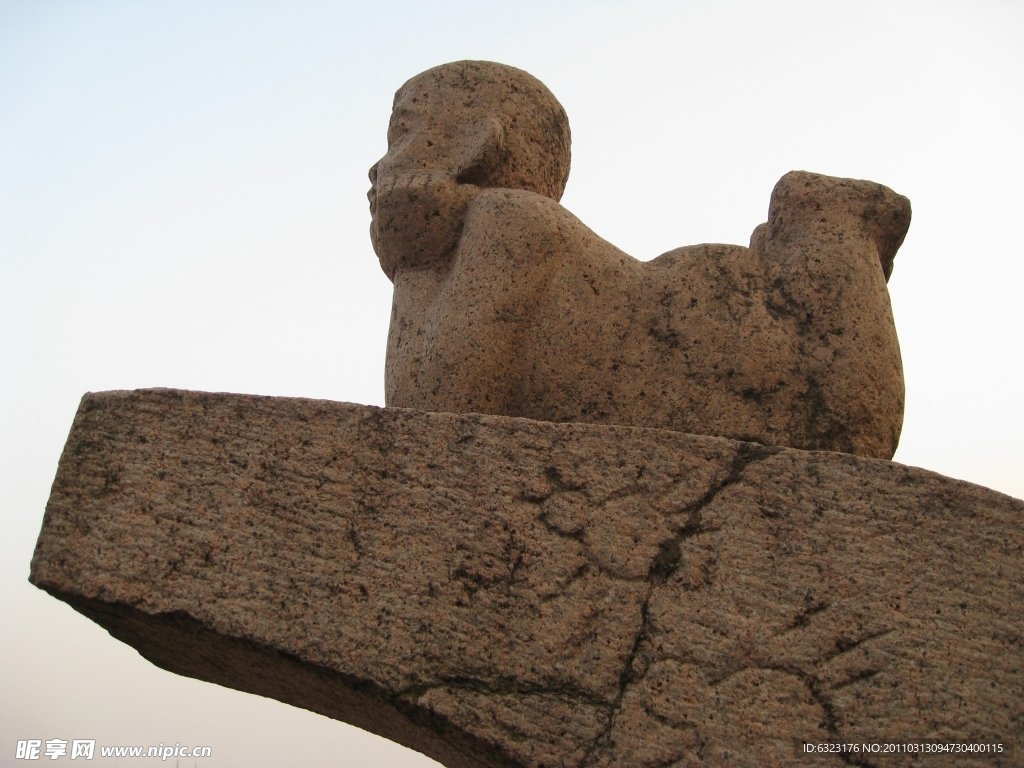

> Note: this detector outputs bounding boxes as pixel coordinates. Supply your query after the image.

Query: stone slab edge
[29,389,1024,767]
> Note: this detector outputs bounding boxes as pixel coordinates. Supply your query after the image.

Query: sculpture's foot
[768,170,911,280]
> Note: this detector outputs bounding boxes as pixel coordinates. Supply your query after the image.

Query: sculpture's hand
[369,168,479,281]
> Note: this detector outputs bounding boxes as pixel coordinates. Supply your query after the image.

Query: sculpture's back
[371,60,910,459]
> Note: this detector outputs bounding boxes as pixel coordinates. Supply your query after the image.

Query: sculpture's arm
[386,189,581,416]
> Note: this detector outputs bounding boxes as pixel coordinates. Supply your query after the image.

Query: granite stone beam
[31,390,1023,767]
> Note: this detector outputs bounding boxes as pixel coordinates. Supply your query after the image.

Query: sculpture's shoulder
[461,189,597,266]
[467,187,576,226]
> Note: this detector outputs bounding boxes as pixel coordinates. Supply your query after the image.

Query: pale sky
[2,2,1021,766]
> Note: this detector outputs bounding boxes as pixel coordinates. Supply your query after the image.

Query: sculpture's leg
[755,171,910,459]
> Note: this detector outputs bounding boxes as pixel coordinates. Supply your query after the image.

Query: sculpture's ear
[454,116,507,188]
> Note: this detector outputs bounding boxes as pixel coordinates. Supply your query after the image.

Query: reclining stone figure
[369,60,911,459]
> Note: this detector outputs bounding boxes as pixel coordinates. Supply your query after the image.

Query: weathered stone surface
[370,61,910,460]
[31,389,1023,767]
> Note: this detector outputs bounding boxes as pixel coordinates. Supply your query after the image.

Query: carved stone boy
[369,60,910,459]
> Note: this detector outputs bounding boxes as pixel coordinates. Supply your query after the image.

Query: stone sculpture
[370,60,911,459]
[28,61,1023,768]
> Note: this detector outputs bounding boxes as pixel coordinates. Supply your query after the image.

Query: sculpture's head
[369,60,571,280]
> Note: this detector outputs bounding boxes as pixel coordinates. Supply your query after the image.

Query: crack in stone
[831,667,883,690]
[544,465,585,493]
[702,663,873,768]
[539,562,591,601]
[577,441,781,767]
[778,599,831,634]
[682,441,783,521]
[821,628,894,663]
[800,673,873,768]
[536,510,586,542]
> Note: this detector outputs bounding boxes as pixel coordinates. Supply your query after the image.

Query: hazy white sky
[2,2,1021,766]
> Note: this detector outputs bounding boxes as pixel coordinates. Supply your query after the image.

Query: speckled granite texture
[31,390,1023,767]
[371,61,910,459]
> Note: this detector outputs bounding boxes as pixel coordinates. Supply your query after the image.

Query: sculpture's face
[369,84,484,281]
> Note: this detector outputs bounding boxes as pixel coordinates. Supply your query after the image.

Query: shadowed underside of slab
[30,389,1024,767]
